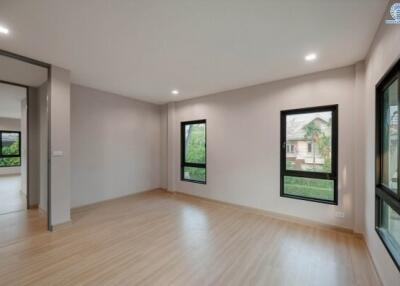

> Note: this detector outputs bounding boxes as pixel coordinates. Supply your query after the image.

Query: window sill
[181,179,206,185]
[280,193,337,205]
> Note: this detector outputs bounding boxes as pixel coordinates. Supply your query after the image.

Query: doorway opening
[0,50,50,242]
[0,83,26,215]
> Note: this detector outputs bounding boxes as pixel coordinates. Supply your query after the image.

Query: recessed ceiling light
[0,25,9,35]
[171,89,179,95]
[305,53,317,61]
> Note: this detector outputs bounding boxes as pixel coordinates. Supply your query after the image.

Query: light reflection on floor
[180,205,214,267]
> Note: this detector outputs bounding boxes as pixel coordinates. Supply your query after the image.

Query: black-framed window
[0,131,21,167]
[280,105,338,205]
[376,58,400,271]
[181,120,206,184]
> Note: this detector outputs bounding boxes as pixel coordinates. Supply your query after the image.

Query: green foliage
[185,124,205,163]
[317,134,331,172]
[0,141,20,167]
[0,157,20,167]
[303,120,331,172]
[304,121,322,142]
[2,140,19,155]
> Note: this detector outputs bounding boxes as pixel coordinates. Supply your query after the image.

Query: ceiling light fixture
[171,89,179,95]
[0,25,9,35]
[305,53,317,61]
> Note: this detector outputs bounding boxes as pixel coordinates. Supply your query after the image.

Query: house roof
[287,115,330,141]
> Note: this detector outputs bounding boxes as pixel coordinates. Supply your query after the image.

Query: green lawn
[284,176,333,201]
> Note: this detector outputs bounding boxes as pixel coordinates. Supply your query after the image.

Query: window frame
[280,105,339,205]
[375,58,400,272]
[0,130,21,167]
[180,119,207,184]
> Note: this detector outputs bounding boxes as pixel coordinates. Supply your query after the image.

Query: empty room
[0,1,399,285]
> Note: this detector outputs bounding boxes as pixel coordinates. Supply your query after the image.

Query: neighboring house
[286,116,331,171]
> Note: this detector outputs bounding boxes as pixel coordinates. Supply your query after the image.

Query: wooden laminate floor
[0,190,381,286]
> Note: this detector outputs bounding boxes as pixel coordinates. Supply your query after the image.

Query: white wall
[0,117,21,176]
[362,2,400,285]
[70,84,161,208]
[0,117,21,131]
[0,166,20,176]
[165,66,357,230]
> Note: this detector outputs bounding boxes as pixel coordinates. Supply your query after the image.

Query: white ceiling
[0,0,388,104]
[0,82,26,119]
[0,54,48,87]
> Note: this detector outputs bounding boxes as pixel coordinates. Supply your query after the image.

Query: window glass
[183,167,206,182]
[286,111,332,173]
[379,201,400,265]
[0,157,20,167]
[381,202,400,245]
[184,123,206,164]
[382,79,399,193]
[1,132,20,156]
[284,176,334,201]
[286,143,295,153]
[0,131,21,168]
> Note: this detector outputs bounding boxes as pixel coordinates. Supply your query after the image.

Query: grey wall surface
[70,84,161,208]
[27,87,42,207]
[49,66,71,227]
[38,83,48,211]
